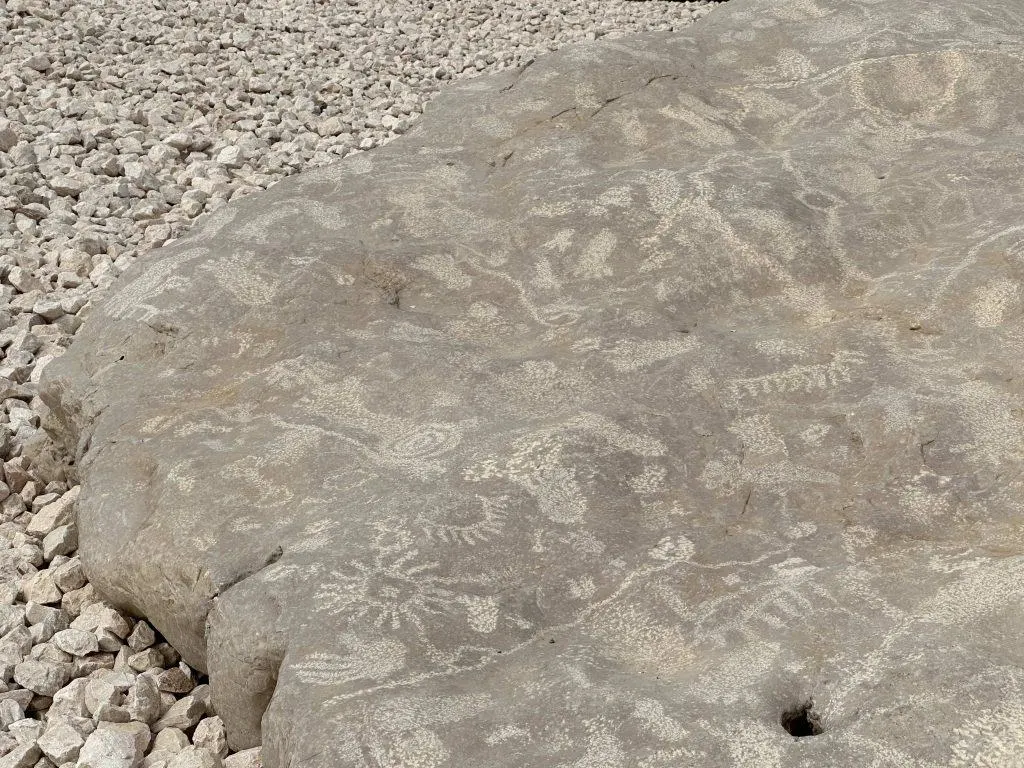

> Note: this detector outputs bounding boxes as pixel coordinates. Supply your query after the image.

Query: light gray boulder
[40,0,1024,765]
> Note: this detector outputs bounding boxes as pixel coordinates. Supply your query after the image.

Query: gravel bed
[0,0,720,765]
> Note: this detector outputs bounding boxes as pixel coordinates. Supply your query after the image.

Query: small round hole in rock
[780,700,823,738]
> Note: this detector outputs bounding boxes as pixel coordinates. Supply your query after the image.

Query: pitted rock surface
[41,0,1024,764]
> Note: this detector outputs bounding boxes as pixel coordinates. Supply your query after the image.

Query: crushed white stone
[124,674,162,725]
[191,717,227,760]
[36,719,85,764]
[0,741,40,768]
[51,628,98,657]
[126,622,155,653]
[77,721,150,768]
[221,748,261,768]
[151,696,204,734]
[12,659,68,696]
[167,746,222,768]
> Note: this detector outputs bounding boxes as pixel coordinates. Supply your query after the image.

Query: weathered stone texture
[41,0,1024,765]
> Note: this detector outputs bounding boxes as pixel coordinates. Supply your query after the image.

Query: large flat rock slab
[41,0,1024,765]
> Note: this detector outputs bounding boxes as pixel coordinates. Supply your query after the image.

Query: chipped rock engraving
[40,1,1024,765]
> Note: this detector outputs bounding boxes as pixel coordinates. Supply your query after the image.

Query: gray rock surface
[40,0,1024,765]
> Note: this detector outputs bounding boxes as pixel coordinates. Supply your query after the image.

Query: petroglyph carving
[41,0,1024,765]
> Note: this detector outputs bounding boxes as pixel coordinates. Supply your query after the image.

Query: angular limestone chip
[149,728,188,756]
[124,674,161,724]
[191,717,227,759]
[12,659,69,696]
[222,749,261,768]
[52,629,98,657]
[19,571,61,605]
[0,742,40,768]
[167,747,222,768]
[126,622,155,652]
[25,487,79,538]
[152,695,204,733]
[77,721,149,768]
[36,721,84,764]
